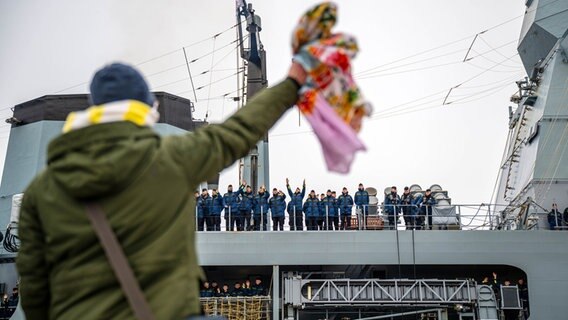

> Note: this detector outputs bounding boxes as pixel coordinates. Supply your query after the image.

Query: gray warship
[0,0,567,319]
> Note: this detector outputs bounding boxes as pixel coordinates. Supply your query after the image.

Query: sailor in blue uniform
[400,187,415,230]
[321,190,338,230]
[303,190,320,230]
[197,189,210,231]
[286,178,306,231]
[253,186,270,231]
[416,189,436,230]
[384,186,401,230]
[337,187,354,230]
[548,203,562,230]
[269,189,287,231]
[354,183,369,227]
[237,183,255,231]
[207,189,224,231]
[223,184,240,231]
[318,193,326,230]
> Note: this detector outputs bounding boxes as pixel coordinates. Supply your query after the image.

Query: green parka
[16,79,299,320]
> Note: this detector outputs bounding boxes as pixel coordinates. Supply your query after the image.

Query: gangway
[283,275,502,320]
[285,277,477,306]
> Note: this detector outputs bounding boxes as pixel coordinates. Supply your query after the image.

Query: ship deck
[197,230,568,319]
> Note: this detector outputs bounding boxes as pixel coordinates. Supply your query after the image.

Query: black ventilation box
[500,285,521,309]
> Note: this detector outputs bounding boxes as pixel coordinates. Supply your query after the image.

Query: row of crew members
[302,187,365,230]
[384,186,437,230]
[290,181,370,230]
[195,181,372,231]
[196,183,439,231]
[195,183,287,231]
[199,278,266,297]
[303,185,436,231]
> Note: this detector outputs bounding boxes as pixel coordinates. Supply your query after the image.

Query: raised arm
[236,183,246,196]
[286,183,294,199]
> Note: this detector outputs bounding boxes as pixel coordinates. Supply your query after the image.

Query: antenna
[182,47,198,103]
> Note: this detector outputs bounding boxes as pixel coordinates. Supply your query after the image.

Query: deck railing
[195,204,503,232]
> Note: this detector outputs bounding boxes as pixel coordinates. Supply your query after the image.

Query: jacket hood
[47,122,159,199]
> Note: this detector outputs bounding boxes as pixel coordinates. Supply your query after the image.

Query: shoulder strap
[85,203,156,320]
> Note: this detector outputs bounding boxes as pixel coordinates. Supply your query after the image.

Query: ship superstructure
[494,0,568,230]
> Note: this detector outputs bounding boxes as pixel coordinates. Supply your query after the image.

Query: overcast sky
[0,0,527,208]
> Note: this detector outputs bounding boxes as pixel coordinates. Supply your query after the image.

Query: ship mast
[236,1,269,192]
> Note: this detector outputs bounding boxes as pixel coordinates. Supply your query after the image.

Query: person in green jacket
[16,61,306,320]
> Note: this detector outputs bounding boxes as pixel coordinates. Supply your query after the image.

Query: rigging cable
[488,124,518,226]
[151,36,247,91]
[51,22,241,95]
[182,47,198,102]
[534,84,568,206]
[355,0,561,77]
[135,22,239,66]
[355,48,466,77]
[370,75,519,120]
[478,35,513,61]
[369,83,514,121]
[380,85,512,120]
[531,73,568,204]
[205,36,218,120]
[356,40,519,80]
[194,70,244,92]
[269,74,521,138]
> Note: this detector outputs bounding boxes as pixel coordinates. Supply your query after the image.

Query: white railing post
[364,205,367,230]
[426,203,430,230]
[326,206,329,231]
[294,206,297,231]
[457,205,462,230]
[393,203,397,230]
[229,207,232,231]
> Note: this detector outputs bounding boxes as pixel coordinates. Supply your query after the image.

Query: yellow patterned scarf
[62,100,159,133]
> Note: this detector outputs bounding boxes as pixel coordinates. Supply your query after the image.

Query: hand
[241,180,246,186]
[286,178,289,185]
[303,179,306,185]
[288,61,307,86]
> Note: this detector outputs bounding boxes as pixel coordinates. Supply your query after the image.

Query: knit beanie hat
[89,63,154,106]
